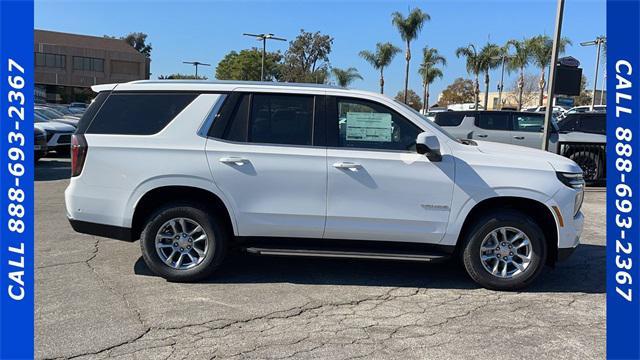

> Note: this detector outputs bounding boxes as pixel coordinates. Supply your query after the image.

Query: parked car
[66,81,585,290]
[557,105,606,120]
[531,105,567,117]
[41,104,82,119]
[423,107,448,121]
[34,125,48,161]
[555,113,607,182]
[68,102,88,114]
[35,107,79,127]
[434,111,606,182]
[34,112,75,155]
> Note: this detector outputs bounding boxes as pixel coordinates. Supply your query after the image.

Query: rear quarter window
[434,112,467,127]
[86,92,198,135]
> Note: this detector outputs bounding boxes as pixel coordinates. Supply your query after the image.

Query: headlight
[556,172,585,216]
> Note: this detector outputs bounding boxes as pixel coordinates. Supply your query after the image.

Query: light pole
[182,61,211,78]
[243,33,287,81]
[580,36,606,111]
[492,53,513,110]
[542,0,565,151]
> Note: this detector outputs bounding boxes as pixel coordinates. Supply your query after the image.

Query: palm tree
[506,39,531,110]
[418,46,446,111]
[359,42,401,94]
[392,8,430,103]
[479,43,502,109]
[527,35,572,106]
[331,67,363,88]
[455,44,483,109]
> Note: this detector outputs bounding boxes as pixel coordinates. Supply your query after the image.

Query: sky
[35,0,606,105]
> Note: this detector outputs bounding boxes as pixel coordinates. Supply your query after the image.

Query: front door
[206,93,327,238]
[324,97,455,243]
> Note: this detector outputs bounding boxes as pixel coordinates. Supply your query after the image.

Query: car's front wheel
[461,211,547,290]
[140,203,228,282]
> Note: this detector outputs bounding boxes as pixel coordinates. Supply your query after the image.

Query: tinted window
[87,93,198,135]
[557,115,579,132]
[334,98,421,151]
[249,94,314,146]
[223,94,250,142]
[513,113,544,132]
[434,112,467,127]
[578,114,606,134]
[76,92,110,134]
[476,113,511,130]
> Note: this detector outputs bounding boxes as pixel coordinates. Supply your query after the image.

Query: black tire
[569,151,603,183]
[461,211,547,290]
[140,202,228,282]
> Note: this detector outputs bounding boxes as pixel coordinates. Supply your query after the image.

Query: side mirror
[416,132,442,162]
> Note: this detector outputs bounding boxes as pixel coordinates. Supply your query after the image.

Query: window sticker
[345,112,392,142]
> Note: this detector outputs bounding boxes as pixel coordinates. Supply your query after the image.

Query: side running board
[244,247,449,262]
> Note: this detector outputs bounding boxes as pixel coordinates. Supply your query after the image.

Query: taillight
[71,134,88,177]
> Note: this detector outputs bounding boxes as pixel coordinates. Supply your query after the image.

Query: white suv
[65,81,585,290]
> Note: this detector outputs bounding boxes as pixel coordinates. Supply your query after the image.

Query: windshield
[35,109,56,120]
[394,100,460,143]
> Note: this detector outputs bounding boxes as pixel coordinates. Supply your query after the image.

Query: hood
[473,140,582,174]
[557,131,606,143]
[34,121,76,132]
[48,117,78,127]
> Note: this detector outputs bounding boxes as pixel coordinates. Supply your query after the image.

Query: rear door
[471,112,512,144]
[511,112,545,148]
[205,92,327,238]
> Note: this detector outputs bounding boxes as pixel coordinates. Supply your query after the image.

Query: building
[35,29,150,103]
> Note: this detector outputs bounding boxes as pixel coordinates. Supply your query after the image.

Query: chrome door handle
[477,134,488,138]
[219,156,248,165]
[333,161,361,171]
[513,136,525,140]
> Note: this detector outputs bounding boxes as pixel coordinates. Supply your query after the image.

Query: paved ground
[35,158,606,360]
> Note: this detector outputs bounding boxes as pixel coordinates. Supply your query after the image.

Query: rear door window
[434,112,467,127]
[513,113,544,132]
[249,94,314,146]
[86,92,198,135]
[476,112,511,130]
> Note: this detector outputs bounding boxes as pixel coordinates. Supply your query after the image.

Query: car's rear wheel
[461,211,546,290]
[140,203,227,282]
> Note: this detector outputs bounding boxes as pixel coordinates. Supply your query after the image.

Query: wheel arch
[454,196,559,265]
[130,185,237,241]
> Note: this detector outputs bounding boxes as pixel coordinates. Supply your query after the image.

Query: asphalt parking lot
[35,158,606,360]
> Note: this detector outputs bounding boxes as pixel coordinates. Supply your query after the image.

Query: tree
[506,73,539,108]
[359,42,402,94]
[158,73,208,80]
[527,35,572,106]
[331,67,362,87]
[506,39,531,110]
[438,78,475,106]
[281,29,334,83]
[479,43,502,109]
[392,8,430,103]
[395,89,423,111]
[573,75,591,106]
[215,48,282,81]
[104,32,152,58]
[418,46,446,111]
[455,44,482,109]
[123,32,152,58]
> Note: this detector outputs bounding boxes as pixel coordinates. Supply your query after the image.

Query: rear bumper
[68,218,133,241]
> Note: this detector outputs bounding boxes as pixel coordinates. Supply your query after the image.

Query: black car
[34,126,48,161]
[556,113,606,135]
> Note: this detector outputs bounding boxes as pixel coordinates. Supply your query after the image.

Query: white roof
[91,80,388,101]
